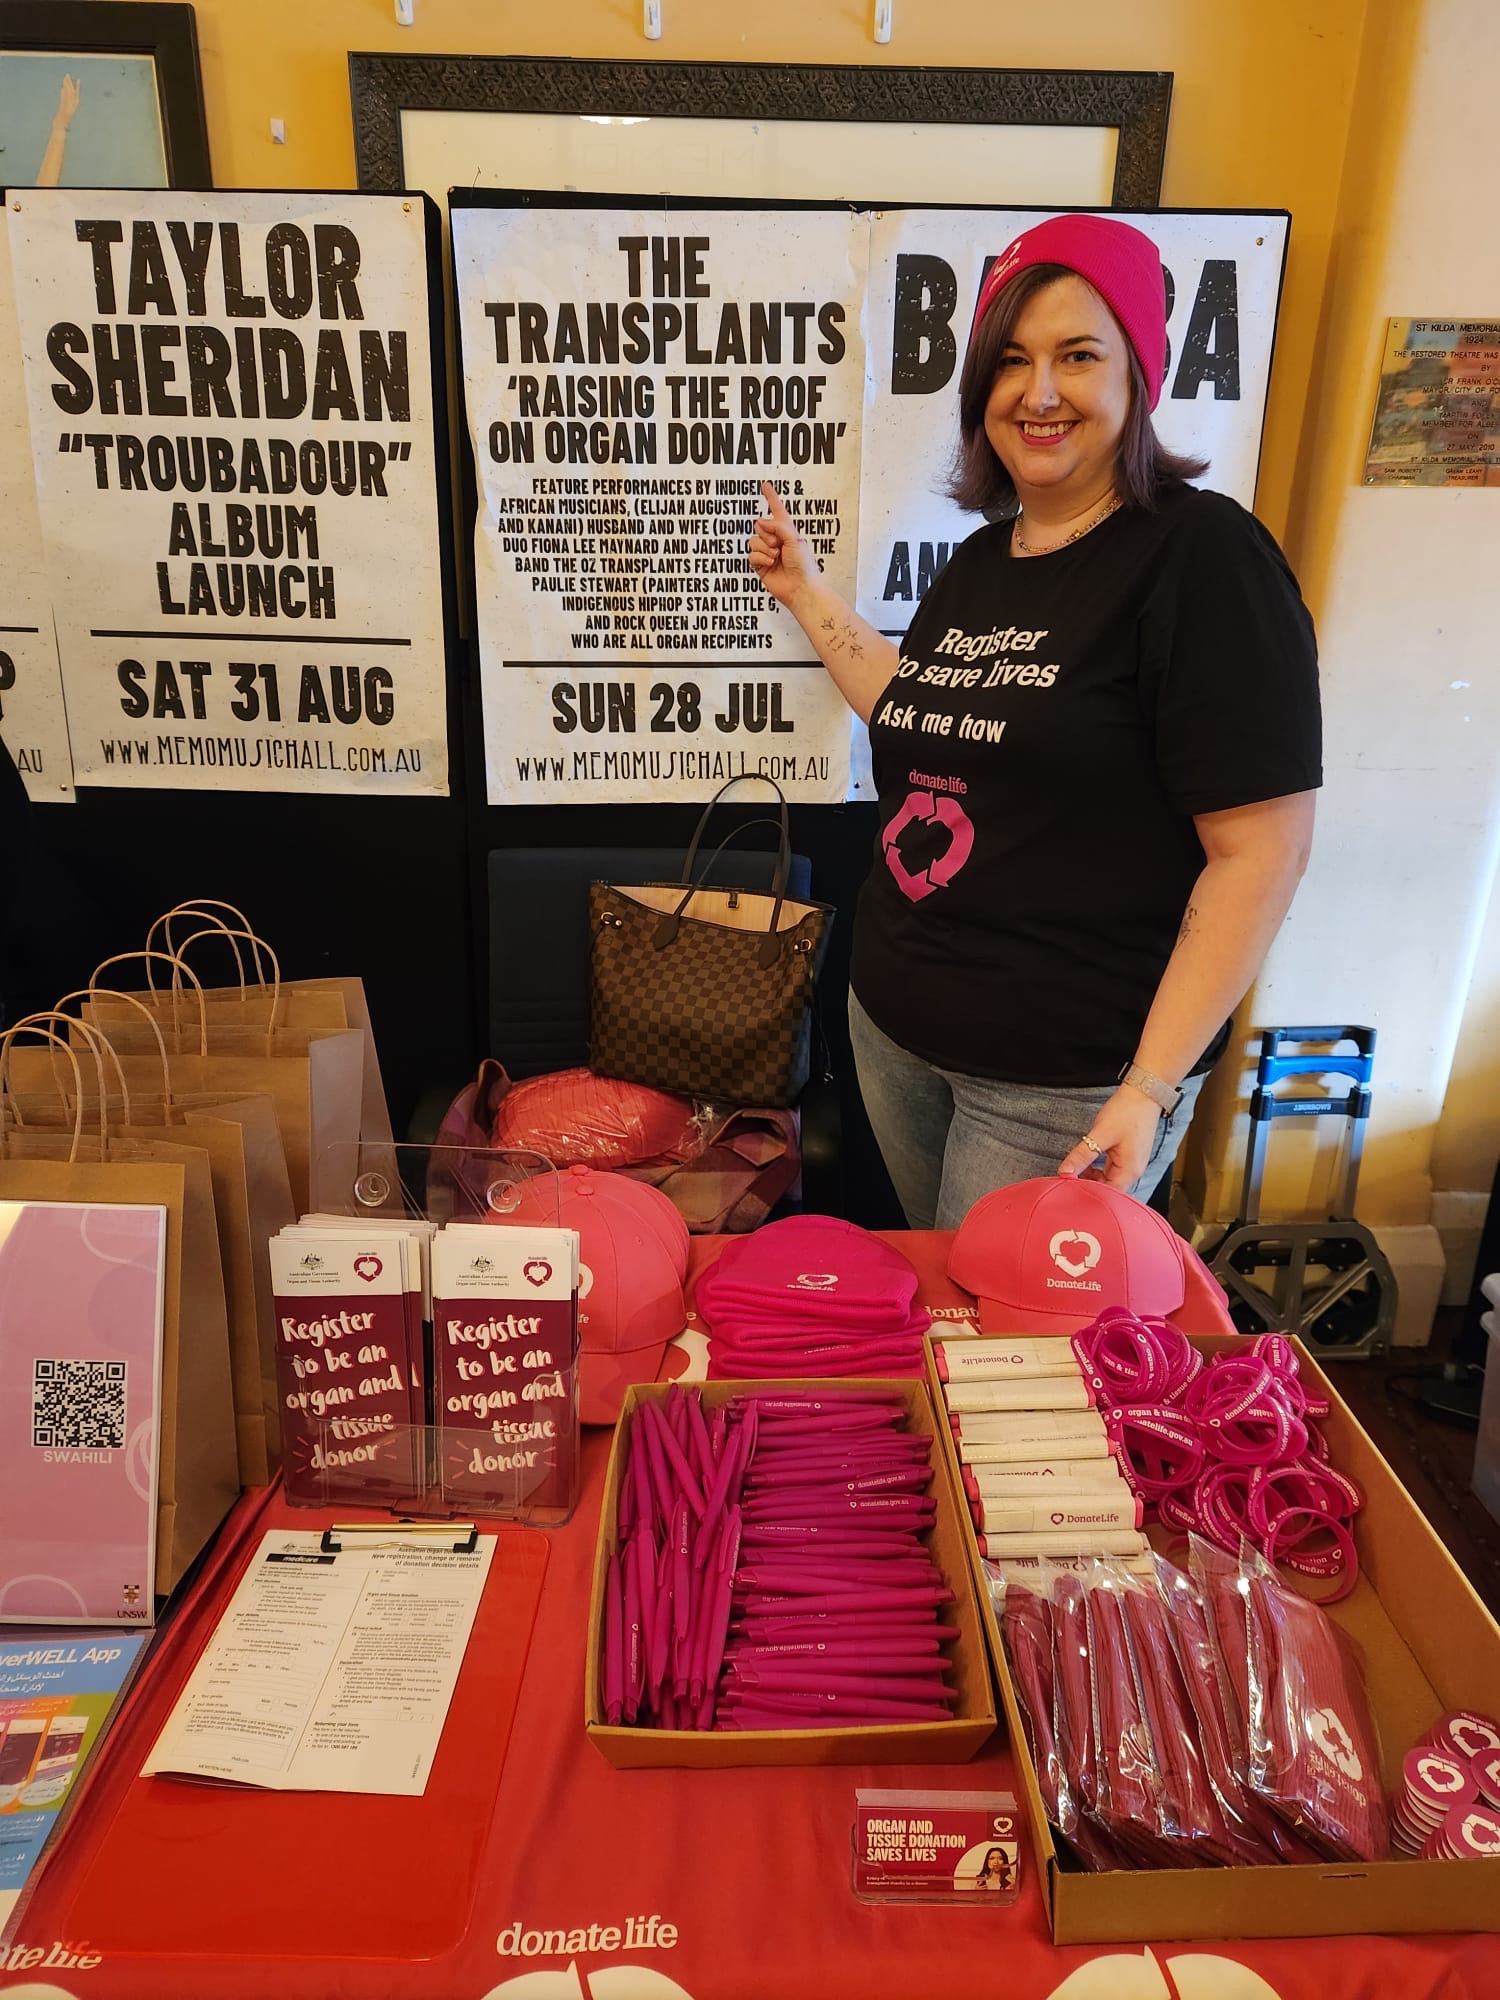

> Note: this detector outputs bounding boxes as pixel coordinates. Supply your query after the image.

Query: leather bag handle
[660,776,791,968]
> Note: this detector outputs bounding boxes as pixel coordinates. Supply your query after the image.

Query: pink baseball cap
[948,1176,1187,1333]
[492,1163,688,1424]
[971,213,1169,411]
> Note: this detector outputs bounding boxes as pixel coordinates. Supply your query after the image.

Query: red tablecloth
[4,1236,1498,2000]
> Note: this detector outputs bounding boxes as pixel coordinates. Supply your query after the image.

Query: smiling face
[982,272,1133,512]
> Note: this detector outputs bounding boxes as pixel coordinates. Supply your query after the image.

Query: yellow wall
[170,0,1369,552]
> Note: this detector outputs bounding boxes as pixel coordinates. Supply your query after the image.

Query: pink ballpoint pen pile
[602,1385,959,1732]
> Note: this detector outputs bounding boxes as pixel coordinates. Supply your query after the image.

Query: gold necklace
[1013,492,1123,556]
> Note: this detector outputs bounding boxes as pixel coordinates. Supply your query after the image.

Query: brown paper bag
[1,1125,240,1588]
[7,1086,297,1484]
[92,910,395,1147]
[13,1034,365,1214]
[24,988,297,1483]
[1,1019,238,1596]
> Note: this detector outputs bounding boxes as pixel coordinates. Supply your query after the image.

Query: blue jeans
[848,989,1205,1231]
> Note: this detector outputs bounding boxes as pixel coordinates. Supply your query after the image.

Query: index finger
[759,479,793,524]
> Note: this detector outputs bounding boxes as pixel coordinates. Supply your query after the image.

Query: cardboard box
[585,1377,997,1770]
[926,1332,1500,1941]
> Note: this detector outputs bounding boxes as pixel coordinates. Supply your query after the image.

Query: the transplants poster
[5,190,449,795]
[456,202,1287,807]
[454,205,867,806]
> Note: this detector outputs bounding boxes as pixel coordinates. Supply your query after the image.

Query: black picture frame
[348,54,1170,210]
[0,0,211,187]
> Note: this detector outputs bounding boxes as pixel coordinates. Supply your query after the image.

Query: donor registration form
[142,1530,493,1795]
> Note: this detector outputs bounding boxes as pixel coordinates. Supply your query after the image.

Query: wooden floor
[1323,1310,1500,1618]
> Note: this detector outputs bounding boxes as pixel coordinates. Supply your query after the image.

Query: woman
[749,213,1320,1230]
[974,1845,1013,1892]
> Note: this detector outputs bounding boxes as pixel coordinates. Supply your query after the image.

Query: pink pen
[738,1586,951,1616]
[671,1495,694,1694]
[692,1410,752,1571]
[686,1517,723,1710]
[648,1536,673,1703]
[623,1543,645,1722]
[726,1665,954,1702]
[746,1470,930,1497]
[738,1528,924,1555]
[643,1400,706,1521]
[639,1403,679,1529]
[686,1392,716,1487]
[728,1649,950,1676]
[723,1687,955,1719]
[707,1405,728,1466]
[628,1409,657,1540]
[604,1550,625,1724]
[719,1694,954,1726]
[736,1393,908,1412]
[697,1503,743,1729]
[674,1383,698,1439]
[629,1530,656,1719]
[735,1408,900,1433]
[741,1496,935,1521]
[734,1565,939,1596]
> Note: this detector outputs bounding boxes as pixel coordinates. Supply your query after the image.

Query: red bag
[1241,1545,1389,1862]
[998,1580,1076,1841]
[434,1064,800,1234]
[1190,1535,1322,1864]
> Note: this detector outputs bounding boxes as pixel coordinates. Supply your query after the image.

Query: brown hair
[947,263,1207,517]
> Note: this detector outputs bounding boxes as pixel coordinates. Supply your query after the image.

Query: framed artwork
[349,55,1170,213]
[0,1,210,190]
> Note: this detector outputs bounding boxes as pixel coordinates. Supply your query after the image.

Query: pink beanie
[971,213,1169,411]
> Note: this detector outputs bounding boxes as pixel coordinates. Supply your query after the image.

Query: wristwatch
[1118,1061,1184,1118]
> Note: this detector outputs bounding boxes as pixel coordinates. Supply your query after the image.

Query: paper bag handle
[89,950,209,1052]
[59,987,177,1099]
[168,928,282,1050]
[146,901,274,1001]
[0,1018,96,1163]
[148,900,264,984]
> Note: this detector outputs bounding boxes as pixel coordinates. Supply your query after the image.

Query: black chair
[486,838,810,1077]
[482,839,840,1212]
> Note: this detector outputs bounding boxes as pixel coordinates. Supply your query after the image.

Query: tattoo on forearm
[1176,902,1198,946]
[820,617,865,659]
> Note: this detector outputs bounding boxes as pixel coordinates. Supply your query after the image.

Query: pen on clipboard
[321,1522,479,1553]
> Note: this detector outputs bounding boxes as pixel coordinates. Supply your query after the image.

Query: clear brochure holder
[280,1141,580,1525]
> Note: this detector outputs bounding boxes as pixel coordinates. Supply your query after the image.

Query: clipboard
[42,1497,549,1962]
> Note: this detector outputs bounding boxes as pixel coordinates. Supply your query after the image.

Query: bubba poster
[456,202,1287,806]
[5,190,450,795]
[453,203,867,806]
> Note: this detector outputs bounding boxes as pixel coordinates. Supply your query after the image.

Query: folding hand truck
[1206,1025,1396,1358]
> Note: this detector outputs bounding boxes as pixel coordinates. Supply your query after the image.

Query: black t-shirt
[849,485,1322,1085]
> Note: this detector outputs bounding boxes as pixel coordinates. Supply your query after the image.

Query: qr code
[33,1358,127,1451]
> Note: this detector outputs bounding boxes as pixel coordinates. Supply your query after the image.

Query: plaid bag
[588,777,833,1107]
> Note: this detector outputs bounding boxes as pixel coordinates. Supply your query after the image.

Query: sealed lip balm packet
[852,1788,1021,1904]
